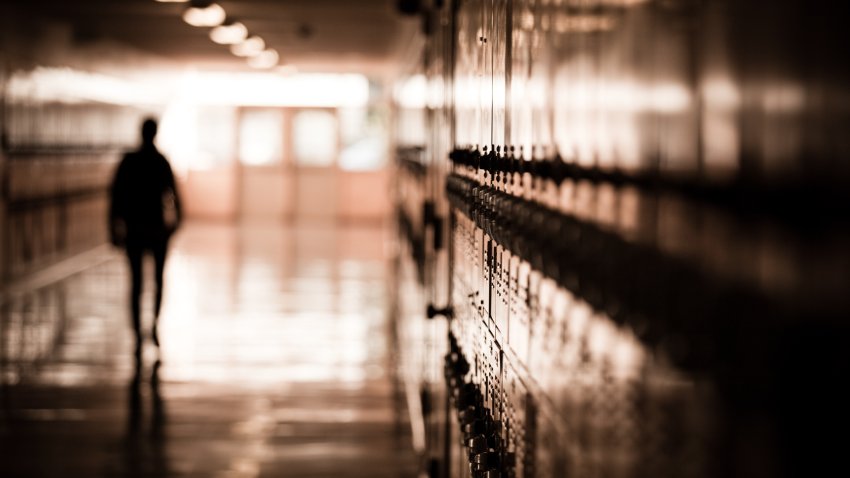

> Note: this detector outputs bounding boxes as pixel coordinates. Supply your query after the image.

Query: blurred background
[2,1,849,477]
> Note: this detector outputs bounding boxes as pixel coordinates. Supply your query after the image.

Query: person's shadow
[124,359,170,476]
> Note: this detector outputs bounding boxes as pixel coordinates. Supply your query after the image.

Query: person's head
[141,118,158,146]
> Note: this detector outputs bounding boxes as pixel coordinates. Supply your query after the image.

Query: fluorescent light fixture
[155,0,189,3]
[230,35,265,57]
[175,72,370,107]
[7,67,163,105]
[247,49,279,69]
[182,3,226,27]
[209,21,248,44]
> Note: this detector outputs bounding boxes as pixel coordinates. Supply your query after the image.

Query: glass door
[290,109,339,221]
[237,108,290,221]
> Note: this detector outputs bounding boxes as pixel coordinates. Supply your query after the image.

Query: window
[338,107,388,171]
[239,109,284,166]
[292,110,337,167]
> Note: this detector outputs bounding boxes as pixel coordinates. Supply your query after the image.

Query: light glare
[176,72,370,108]
[210,22,248,45]
[7,67,162,105]
[230,36,265,57]
[247,49,279,69]
[182,3,226,27]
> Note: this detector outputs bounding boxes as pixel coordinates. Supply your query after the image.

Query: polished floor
[0,222,416,477]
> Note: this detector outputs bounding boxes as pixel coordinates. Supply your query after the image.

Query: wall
[178,104,392,224]
[0,8,163,283]
[393,1,850,477]
[182,166,239,220]
[338,169,391,222]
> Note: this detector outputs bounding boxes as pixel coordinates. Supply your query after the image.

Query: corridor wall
[0,9,158,282]
[392,1,850,477]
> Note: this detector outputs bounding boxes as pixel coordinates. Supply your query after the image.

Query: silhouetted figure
[109,119,182,358]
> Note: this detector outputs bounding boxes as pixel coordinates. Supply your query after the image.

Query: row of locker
[2,195,109,281]
[1,72,151,281]
[393,0,850,477]
[5,154,117,201]
[4,101,147,152]
[422,0,850,182]
[395,136,848,477]
[443,164,716,477]
[2,154,118,280]
[397,149,848,477]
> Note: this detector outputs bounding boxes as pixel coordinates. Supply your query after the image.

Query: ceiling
[3,0,420,75]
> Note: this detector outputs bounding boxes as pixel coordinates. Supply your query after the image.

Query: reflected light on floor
[159,223,387,388]
[0,221,415,477]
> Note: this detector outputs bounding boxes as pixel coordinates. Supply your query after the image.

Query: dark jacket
[109,145,182,245]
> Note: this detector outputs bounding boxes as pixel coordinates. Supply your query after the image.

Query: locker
[394,1,850,477]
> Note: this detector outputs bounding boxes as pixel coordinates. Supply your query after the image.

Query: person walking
[109,118,182,359]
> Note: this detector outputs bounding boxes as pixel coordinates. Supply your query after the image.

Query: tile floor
[0,222,416,477]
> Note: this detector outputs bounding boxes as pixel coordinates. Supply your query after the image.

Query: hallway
[0,222,416,477]
[3,0,850,476]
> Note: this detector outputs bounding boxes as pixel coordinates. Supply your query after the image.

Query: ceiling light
[248,49,279,69]
[182,3,226,27]
[155,0,189,3]
[210,21,248,44]
[230,36,265,57]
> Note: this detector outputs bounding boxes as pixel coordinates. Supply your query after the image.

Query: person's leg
[126,242,144,357]
[151,238,169,348]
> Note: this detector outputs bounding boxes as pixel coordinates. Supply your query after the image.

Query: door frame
[287,107,341,222]
[235,106,290,221]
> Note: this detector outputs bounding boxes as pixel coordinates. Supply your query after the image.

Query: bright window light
[210,22,247,45]
[177,72,370,108]
[6,67,161,105]
[340,136,386,171]
[394,74,426,109]
[293,110,336,167]
[239,110,284,166]
[231,36,265,57]
[247,49,279,69]
[183,3,226,27]
[338,107,388,171]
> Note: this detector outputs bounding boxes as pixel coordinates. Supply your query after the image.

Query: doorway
[237,107,340,222]
[237,108,289,221]
[290,109,339,221]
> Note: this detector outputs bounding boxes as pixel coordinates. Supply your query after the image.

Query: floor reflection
[125,359,169,477]
[0,221,415,477]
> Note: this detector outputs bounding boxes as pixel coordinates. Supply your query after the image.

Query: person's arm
[109,157,128,246]
[164,159,182,231]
